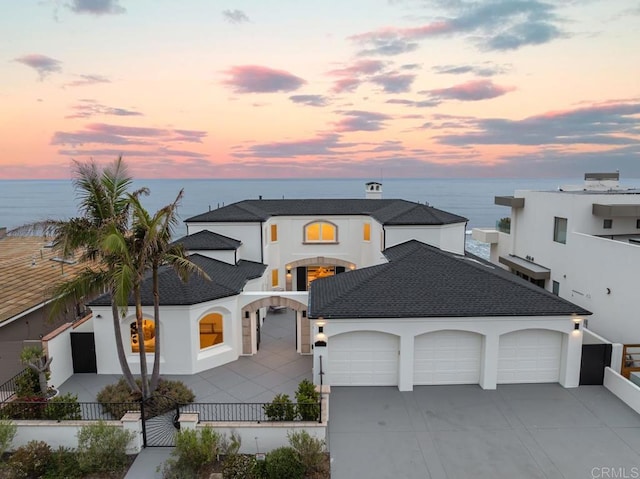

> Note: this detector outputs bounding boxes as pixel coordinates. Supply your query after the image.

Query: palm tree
[125,190,210,397]
[16,157,141,393]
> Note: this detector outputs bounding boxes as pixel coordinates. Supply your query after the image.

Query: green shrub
[220,431,242,457]
[14,369,41,398]
[295,379,319,421]
[76,421,133,474]
[97,378,195,419]
[265,447,304,479]
[263,394,295,421]
[222,454,257,479]
[42,446,81,479]
[287,430,325,474]
[8,440,52,479]
[0,397,48,420]
[164,427,220,477]
[44,393,82,420]
[0,420,16,459]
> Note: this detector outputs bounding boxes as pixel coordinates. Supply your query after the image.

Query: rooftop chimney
[365,181,382,199]
[584,172,620,191]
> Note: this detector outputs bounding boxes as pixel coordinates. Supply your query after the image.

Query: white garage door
[414,330,482,385]
[328,331,399,386]
[498,329,562,383]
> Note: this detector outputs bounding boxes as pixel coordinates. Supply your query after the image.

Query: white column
[559,329,582,388]
[480,333,499,390]
[398,334,414,392]
[121,412,143,454]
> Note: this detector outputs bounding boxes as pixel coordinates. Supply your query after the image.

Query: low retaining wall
[604,367,640,414]
[9,412,143,454]
[196,421,326,454]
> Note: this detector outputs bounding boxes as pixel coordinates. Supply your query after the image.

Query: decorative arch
[286,256,355,270]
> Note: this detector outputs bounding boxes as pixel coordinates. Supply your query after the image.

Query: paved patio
[58,309,312,403]
[329,384,640,479]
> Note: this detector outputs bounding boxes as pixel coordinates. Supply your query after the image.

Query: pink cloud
[222,65,306,93]
[424,79,515,101]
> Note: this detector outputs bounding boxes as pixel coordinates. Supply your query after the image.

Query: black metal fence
[0,401,139,421]
[0,369,29,405]
[1,400,321,423]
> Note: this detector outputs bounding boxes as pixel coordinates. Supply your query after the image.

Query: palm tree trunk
[150,264,161,392]
[135,287,150,399]
[111,298,140,394]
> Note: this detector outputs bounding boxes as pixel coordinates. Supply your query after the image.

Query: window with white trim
[304,221,337,243]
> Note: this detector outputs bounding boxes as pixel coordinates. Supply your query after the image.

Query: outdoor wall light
[96,314,102,319]
[574,322,580,330]
[318,326,324,333]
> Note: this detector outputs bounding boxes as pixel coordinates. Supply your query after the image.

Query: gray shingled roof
[89,254,266,307]
[308,240,591,319]
[172,230,241,251]
[186,199,466,226]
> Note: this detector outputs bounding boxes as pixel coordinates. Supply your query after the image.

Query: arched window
[304,221,337,243]
[130,319,155,353]
[200,313,224,349]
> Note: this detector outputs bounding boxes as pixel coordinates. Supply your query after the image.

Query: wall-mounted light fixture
[574,322,580,330]
[96,314,102,319]
[244,311,250,319]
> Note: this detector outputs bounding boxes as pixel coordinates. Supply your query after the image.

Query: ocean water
[0,177,590,258]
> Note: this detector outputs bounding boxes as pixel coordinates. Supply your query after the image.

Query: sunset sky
[2,0,639,179]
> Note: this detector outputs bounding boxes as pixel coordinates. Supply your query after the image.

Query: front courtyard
[57,309,312,403]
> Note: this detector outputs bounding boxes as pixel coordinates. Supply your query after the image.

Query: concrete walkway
[329,384,640,479]
[125,447,172,479]
[58,309,312,403]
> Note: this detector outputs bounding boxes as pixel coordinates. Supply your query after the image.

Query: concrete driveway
[328,384,640,479]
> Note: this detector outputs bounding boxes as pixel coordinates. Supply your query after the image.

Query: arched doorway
[284,257,355,291]
[241,296,309,356]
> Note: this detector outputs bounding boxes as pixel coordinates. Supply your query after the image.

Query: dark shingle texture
[90,254,265,307]
[186,199,466,226]
[172,230,241,251]
[309,240,591,319]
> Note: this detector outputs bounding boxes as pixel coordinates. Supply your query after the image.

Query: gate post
[140,399,147,448]
[121,411,143,454]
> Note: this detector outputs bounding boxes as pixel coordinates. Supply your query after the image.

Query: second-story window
[271,224,278,242]
[304,221,337,243]
[363,222,371,241]
[603,219,612,229]
[553,217,567,244]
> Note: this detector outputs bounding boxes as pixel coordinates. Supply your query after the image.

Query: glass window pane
[321,223,335,241]
[363,223,371,241]
[200,313,223,349]
[306,223,320,241]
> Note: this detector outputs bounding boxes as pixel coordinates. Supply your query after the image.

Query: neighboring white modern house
[85,182,589,391]
[472,172,640,345]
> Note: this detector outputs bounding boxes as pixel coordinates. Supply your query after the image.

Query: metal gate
[140,395,181,447]
[579,343,612,385]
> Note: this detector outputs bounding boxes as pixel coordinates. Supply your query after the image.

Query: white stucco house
[472,172,640,345]
[86,182,590,391]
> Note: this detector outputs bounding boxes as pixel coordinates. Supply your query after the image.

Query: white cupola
[365,182,382,199]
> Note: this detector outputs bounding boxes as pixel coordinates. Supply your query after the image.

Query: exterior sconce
[286,265,292,275]
[573,317,581,330]
[318,326,324,333]
[349,264,356,270]
[314,332,327,347]
[96,314,102,319]
[245,311,250,319]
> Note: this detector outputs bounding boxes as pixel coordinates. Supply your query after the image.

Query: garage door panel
[498,329,562,384]
[414,330,482,385]
[328,331,399,386]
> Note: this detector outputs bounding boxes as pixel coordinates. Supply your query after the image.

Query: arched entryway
[284,256,355,291]
[241,296,309,356]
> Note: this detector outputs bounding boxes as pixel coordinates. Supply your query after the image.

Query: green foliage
[8,440,52,479]
[220,431,242,457]
[295,379,320,421]
[164,427,221,477]
[0,394,81,421]
[265,447,304,479]
[44,393,82,420]
[76,421,133,474]
[0,420,16,456]
[42,446,81,479]
[263,394,296,421]
[287,430,325,474]
[222,454,258,479]
[14,369,41,398]
[96,377,195,419]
